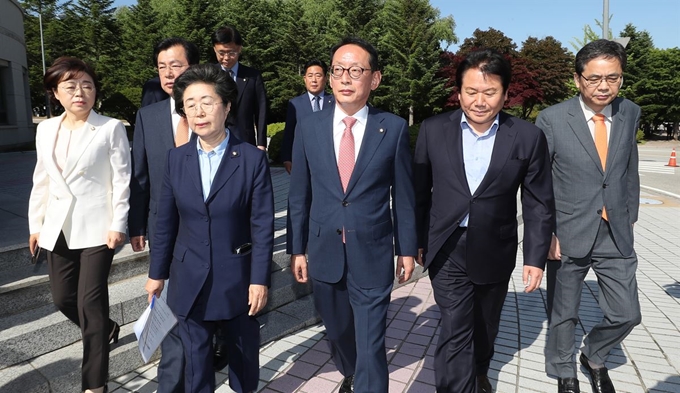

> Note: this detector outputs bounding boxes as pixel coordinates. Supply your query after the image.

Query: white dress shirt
[579,95,612,143]
[332,105,368,162]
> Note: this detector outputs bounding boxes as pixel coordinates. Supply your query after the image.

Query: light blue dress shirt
[223,62,239,82]
[197,130,230,201]
[460,113,499,227]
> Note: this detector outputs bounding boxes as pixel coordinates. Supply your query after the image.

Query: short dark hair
[303,59,328,75]
[172,64,238,119]
[44,56,101,104]
[211,26,243,46]
[330,37,380,72]
[153,38,200,67]
[455,48,512,93]
[575,39,627,75]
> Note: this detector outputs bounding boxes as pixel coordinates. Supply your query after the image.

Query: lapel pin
[232,150,239,157]
[90,126,95,131]
[379,128,385,133]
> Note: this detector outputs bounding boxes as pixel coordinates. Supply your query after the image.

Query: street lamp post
[38,3,50,118]
[602,0,609,39]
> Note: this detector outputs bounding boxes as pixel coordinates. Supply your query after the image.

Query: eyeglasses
[158,64,188,73]
[330,65,371,80]
[184,101,223,117]
[580,74,622,87]
[59,82,95,95]
[216,51,240,58]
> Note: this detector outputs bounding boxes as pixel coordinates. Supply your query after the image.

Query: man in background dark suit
[140,76,168,108]
[414,49,555,393]
[539,40,642,393]
[212,26,268,150]
[288,38,417,393]
[281,59,335,173]
[128,37,200,393]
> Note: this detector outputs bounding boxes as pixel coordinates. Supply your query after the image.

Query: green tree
[375,0,457,124]
[618,24,654,112]
[21,0,61,114]
[63,0,119,104]
[570,15,612,52]
[635,48,680,131]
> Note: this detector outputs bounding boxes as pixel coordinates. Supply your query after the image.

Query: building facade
[0,0,33,151]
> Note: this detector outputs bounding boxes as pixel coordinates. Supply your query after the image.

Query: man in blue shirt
[414,49,555,393]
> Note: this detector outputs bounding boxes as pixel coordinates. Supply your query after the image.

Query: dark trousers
[177,312,260,393]
[312,261,393,393]
[429,228,509,393]
[546,219,641,378]
[46,232,115,390]
[158,280,185,393]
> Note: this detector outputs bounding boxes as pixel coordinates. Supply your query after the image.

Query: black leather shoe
[580,353,615,393]
[558,377,580,393]
[339,375,354,393]
[477,375,493,393]
[213,344,229,372]
[108,321,120,345]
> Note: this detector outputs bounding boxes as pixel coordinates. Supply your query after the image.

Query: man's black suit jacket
[140,76,168,108]
[225,63,268,147]
[414,109,555,284]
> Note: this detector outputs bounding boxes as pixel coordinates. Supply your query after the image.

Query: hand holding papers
[133,294,178,363]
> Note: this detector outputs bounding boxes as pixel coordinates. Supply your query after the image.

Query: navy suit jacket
[287,106,417,289]
[414,109,555,284]
[280,92,335,163]
[140,77,168,108]
[227,64,268,147]
[149,136,274,320]
[129,99,175,240]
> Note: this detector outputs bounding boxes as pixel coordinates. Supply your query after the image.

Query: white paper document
[133,295,178,363]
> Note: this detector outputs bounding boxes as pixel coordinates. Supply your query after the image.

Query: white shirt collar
[579,95,613,122]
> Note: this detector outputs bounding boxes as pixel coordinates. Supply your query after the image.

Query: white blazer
[28,110,131,251]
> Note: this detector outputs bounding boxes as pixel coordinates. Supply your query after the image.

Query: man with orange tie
[538,39,642,393]
[287,38,417,393]
[129,37,199,393]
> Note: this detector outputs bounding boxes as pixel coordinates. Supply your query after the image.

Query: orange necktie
[175,117,189,147]
[593,114,608,220]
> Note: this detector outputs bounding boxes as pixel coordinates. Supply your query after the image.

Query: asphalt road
[638,140,680,198]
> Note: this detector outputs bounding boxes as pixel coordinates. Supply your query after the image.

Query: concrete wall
[0,0,34,151]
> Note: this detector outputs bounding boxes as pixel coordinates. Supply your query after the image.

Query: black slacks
[429,228,509,393]
[46,232,115,390]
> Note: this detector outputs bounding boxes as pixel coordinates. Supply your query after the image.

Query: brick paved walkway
[109,199,680,393]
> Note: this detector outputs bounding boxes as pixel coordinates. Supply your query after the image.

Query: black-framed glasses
[330,65,371,80]
[580,74,622,87]
[184,101,223,117]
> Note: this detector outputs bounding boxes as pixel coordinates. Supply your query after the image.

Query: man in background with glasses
[288,37,417,393]
[281,59,335,174]
[129,37,200,393]
[212,26,268,151]
[538,39,642,393]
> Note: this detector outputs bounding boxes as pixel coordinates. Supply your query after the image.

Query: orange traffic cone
[666,148,679,167]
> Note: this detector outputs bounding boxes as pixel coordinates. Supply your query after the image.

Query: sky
[430,0,679,52]
[112,0,680,52]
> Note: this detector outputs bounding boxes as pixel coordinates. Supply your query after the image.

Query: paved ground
[2,146,679,393]
[106,193,680,393]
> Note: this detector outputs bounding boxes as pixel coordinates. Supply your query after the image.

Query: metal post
[602,0,609,40]
[38,5,50,118]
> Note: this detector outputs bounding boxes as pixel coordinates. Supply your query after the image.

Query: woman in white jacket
[28,57,130,393]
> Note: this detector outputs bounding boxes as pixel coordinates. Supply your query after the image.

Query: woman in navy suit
[144,64,274,393]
